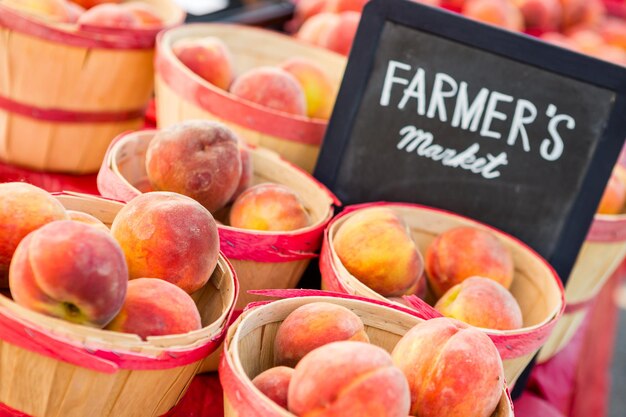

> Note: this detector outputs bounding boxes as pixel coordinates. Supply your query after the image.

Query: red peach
[72,0,121,8]
[274,302,369,368]
[280,57,336,119]
[514,0,562,31]
[462,0,525,32]
[252,366,294,409]
[597,172,626,214]
[288,341,411,417]
[392,318,504,417]
[320,11,361,56]
[67,210,110,234]
[333,208,424,297]
[122,2,163,27]
[0,183,68,287]
[560,0,605,30]
[111,192,219,294]
[230,67,307,116]
[229,183,311,232]
[77,3,139,28]
[146,120,242,213]
[434,276,523,330]
[9,221,128,327]
[296,12,341,46]
[173,37,234,90]
[105,278,202,340]
[425,226,514,298]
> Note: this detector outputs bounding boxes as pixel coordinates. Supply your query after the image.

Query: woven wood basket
[0,193,238,417]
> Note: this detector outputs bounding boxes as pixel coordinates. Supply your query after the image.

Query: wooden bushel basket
[319,203,565,386]
[97,130,338,310]
[537,213,626,362]
[0,193,238,417]
[155,23,346,173]
[0,0,184,174]
[219,291,515,417]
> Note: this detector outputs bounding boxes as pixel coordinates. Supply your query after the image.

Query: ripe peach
[274,302,369,368]
[122,2,163,27]
[425,226,514,298]
[560,0,605,30]
[593,45,626,66]
[280,57,335,119]
[72,0,121,8]
[252,366,294,409]
[434,276,523,330]
[77,3,139,28]
[111,192,219,294]
[324,0,368,13]
[67,210,110,234]
[296,12,341,46]
[229,183,311,232]
[333,208,423,297]
[597,172,626,214]
[514,0,562,31]
[600,18,626,50]
[146,120,242,213]
[462,0,525,32]
[106,278,201,340]
[320,11,361,56]
[0,183,68,287]
[392,318,504,417]
[231,145,253,202]
[173,37,234,90]
[540,32,579,50]
[4,0,70,21]
[567,29,604,54]
[288,341,411,417]
[294,0,328,23]
[230,67,307,116]
[9,221,128,327]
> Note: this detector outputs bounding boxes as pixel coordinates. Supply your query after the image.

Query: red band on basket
[564,297,595,314]
[586,216,626,242]
[0,94,145,123]
[0,402,31,417]
[155,47,328,146]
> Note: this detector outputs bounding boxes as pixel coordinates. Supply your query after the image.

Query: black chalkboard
[314,0,626,284]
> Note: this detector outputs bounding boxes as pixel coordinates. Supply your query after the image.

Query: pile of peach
[145,120,313,232]
[292,0,626,66]
[0,183,222,340]
[173,38,336,119]
[334,208,524,331]
[4,0,164,29]
[251,301,505,417]
[597,164,626,215]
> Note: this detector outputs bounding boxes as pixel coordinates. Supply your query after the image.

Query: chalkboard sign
[314,0,626,283]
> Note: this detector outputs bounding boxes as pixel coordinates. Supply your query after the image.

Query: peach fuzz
[320,11,361,56]
[252,366,294,409]
[0,182,68,287]
[462,0,525,32]
[434,276,523,330]
[392,318,504,417]
[122,2,163,27]
[4,0,70,21]
[333,208,423,297]
[146,120,242,213]
[230,67,307,116]
[281,57,335,119]
[67,210,110,234]
[296,12,341,46]
[77,3,139,28]
[106,278,201,340]
[288,341,410,417]
[173,37,234,90]
[9,221,128,327]
[111,192,219,294]
[274,302,369,368]
[425,226,514,298]
[229,183,311,232]
[514,0,562,31]
[597,171,626,215]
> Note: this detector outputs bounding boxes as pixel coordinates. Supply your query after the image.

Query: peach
[230,145,253,202]
[296,12,341,46]
[462,0,525,32]
[77,3,139,28]
[274,302,369,368]
[146,120,242,213]
[294,0,328,23]
[392,318,504,417]
[288,341,411,417]
[560,0,605,30]
[111,192,219,294]
[230,67,307,116]
[72,0,121,8]
[252,366,294,409]
[280,57,335,119]
[514,0,562,31]
[600,18,626,50]
[425,226,514,298]
[122,2,163,27]
[65,1,85,22]
[173,37,234,90]
[434,276,523,330]
[332,208,423,297]
[9,221,128,327]
[106,278,201,340]
[67,210,110,233]
[593,45,626,66]
[540,32,579,50]
[320,11,361,56]
[567,29,604,54]
[4,0,70,21]
[597,172,626,214]
[229,183,311,232]
[324,0,368,13]
[0,183,68,287]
